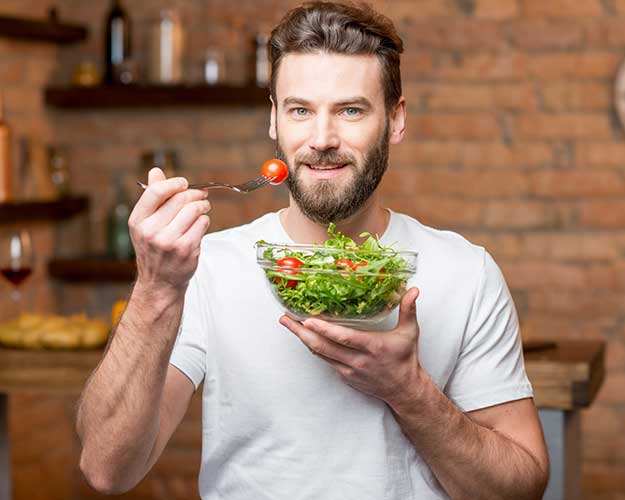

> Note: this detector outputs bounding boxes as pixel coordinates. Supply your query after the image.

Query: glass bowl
[256,242,418,327]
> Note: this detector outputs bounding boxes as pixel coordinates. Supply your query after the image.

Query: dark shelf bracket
[0,15,88,44]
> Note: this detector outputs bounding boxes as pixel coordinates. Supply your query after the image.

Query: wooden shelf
[0,14,87,44]
[0,196,89,224]
[48,256,136,282]
[45,84,270,109]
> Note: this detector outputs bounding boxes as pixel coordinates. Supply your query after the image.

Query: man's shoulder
[390,210,485,265]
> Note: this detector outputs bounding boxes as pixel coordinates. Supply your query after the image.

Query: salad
[256,224,416,320]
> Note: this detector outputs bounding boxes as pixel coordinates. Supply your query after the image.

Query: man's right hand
[128,167,211,295]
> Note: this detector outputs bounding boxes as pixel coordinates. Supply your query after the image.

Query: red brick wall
[3,0,625,498]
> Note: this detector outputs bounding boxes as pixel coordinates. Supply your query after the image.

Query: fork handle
[136,181,229,190]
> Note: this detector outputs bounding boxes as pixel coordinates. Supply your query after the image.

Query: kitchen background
[1,0,625,498]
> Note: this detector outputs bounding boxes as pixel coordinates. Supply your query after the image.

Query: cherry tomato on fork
[261,159,289,185]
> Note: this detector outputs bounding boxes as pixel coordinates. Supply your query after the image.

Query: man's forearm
[76,282,184,493]
[389,370,548,500]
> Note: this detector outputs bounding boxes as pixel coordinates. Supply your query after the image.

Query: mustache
[295,151,355,166]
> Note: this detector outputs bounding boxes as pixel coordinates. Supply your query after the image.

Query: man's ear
[269,96,277,140]
[388,97,406,145]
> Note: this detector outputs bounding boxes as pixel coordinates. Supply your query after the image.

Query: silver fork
[136,175,275,193]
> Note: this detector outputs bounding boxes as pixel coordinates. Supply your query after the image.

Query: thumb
[148,167,167,185]
[396,287,419,331]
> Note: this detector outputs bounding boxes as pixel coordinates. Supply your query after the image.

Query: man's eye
[342,107,362,117]
[292,108,309,116]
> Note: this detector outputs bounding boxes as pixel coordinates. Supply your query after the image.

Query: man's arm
[76,168,211,494]
[280,288,549,499]
[390,374,548,499]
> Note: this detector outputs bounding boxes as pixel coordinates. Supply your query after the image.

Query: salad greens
[257,223,412,319]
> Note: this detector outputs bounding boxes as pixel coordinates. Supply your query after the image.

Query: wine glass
[0,229,34,305]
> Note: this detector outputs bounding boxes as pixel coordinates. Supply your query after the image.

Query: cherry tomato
[352,261,368,281]
[336,258,355,270]
[273,256,303,288]
[277,257,303,269]
[261,159,289,185]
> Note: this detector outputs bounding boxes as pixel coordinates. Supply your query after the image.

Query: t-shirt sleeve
[444,250,533,412]
[169,268,208,391]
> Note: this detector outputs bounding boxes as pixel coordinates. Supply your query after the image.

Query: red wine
[1,267,31,286]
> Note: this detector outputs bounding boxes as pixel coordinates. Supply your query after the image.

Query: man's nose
[309,114,340,151]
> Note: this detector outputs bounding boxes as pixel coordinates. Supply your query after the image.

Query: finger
[142,189,209,234]
[395,287,420,331]
[159,199,212,241]
[279,315,355,364]
[175,214,210,250]
[131,175,189,222]
[303,318,373,354]
[148,167,166,185]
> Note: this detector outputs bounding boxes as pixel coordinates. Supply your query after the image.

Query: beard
[276,123,390,225]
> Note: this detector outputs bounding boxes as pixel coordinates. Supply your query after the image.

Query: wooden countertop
[0,340,606,410]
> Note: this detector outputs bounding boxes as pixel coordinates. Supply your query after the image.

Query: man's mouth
[305,163,348,170]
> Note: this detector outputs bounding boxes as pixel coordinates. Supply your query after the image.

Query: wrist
[130,280,186,321]
[386,366,433,417]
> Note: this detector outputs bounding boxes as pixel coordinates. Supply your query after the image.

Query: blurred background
[0,0,624,499]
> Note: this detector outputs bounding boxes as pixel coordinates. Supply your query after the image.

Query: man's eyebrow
[334,97,373,108]
[283,97,311,107]
[281,96,373,108]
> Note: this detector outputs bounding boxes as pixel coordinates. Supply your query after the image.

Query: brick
[410,113,500,140]
[434,51,528,81]
[390,141,461,168]
[0,59,26,84]
[605,340,625,370]
[597,372,625,404]
[527,290,625,319]
[461,142,554,168]
[411,83,537,111]
[576,142,625,168]
[584,434,625,463]
[530,171,625,198]
[580,201,625,228]
[414,170,530,197]
[482,200,570,229]
[540,82,611,111]
[582,463,625,493]
[581,405,623,436]
[389,0,462,20]
[463,231,523,259]
[515,113,613,140]
[499,260,617,290]
[390,196,482,228]
[474,0,519,19]
[403,20,505,51]
[520,232,625,260]
[529,52,620,79]
[508,20,584,50]
[520,0,605,17]
[401,52,434,80]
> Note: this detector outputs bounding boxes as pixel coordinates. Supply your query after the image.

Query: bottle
[104,0,132,84]
[149,9,184,84]
[250,32,270,87]
[0,91,11,202]
[106,175,134,260]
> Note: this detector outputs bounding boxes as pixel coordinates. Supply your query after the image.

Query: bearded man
[76,2,549,499]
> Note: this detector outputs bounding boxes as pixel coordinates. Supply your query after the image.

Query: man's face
[270,52,396,225]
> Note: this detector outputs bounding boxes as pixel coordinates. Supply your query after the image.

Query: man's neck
[279,193,390,245]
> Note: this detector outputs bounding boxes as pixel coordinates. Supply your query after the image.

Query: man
[77,2,549,498]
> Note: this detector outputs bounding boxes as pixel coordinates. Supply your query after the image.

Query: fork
[136,175,275,193]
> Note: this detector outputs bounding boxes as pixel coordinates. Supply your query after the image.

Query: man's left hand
[279,287,422,406]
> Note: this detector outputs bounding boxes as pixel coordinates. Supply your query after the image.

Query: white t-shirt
[170,209,532,500]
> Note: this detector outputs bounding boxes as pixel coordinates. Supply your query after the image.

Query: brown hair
[268,1,404,110]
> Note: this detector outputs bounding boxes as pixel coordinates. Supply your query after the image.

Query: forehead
[274,52,384,106]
